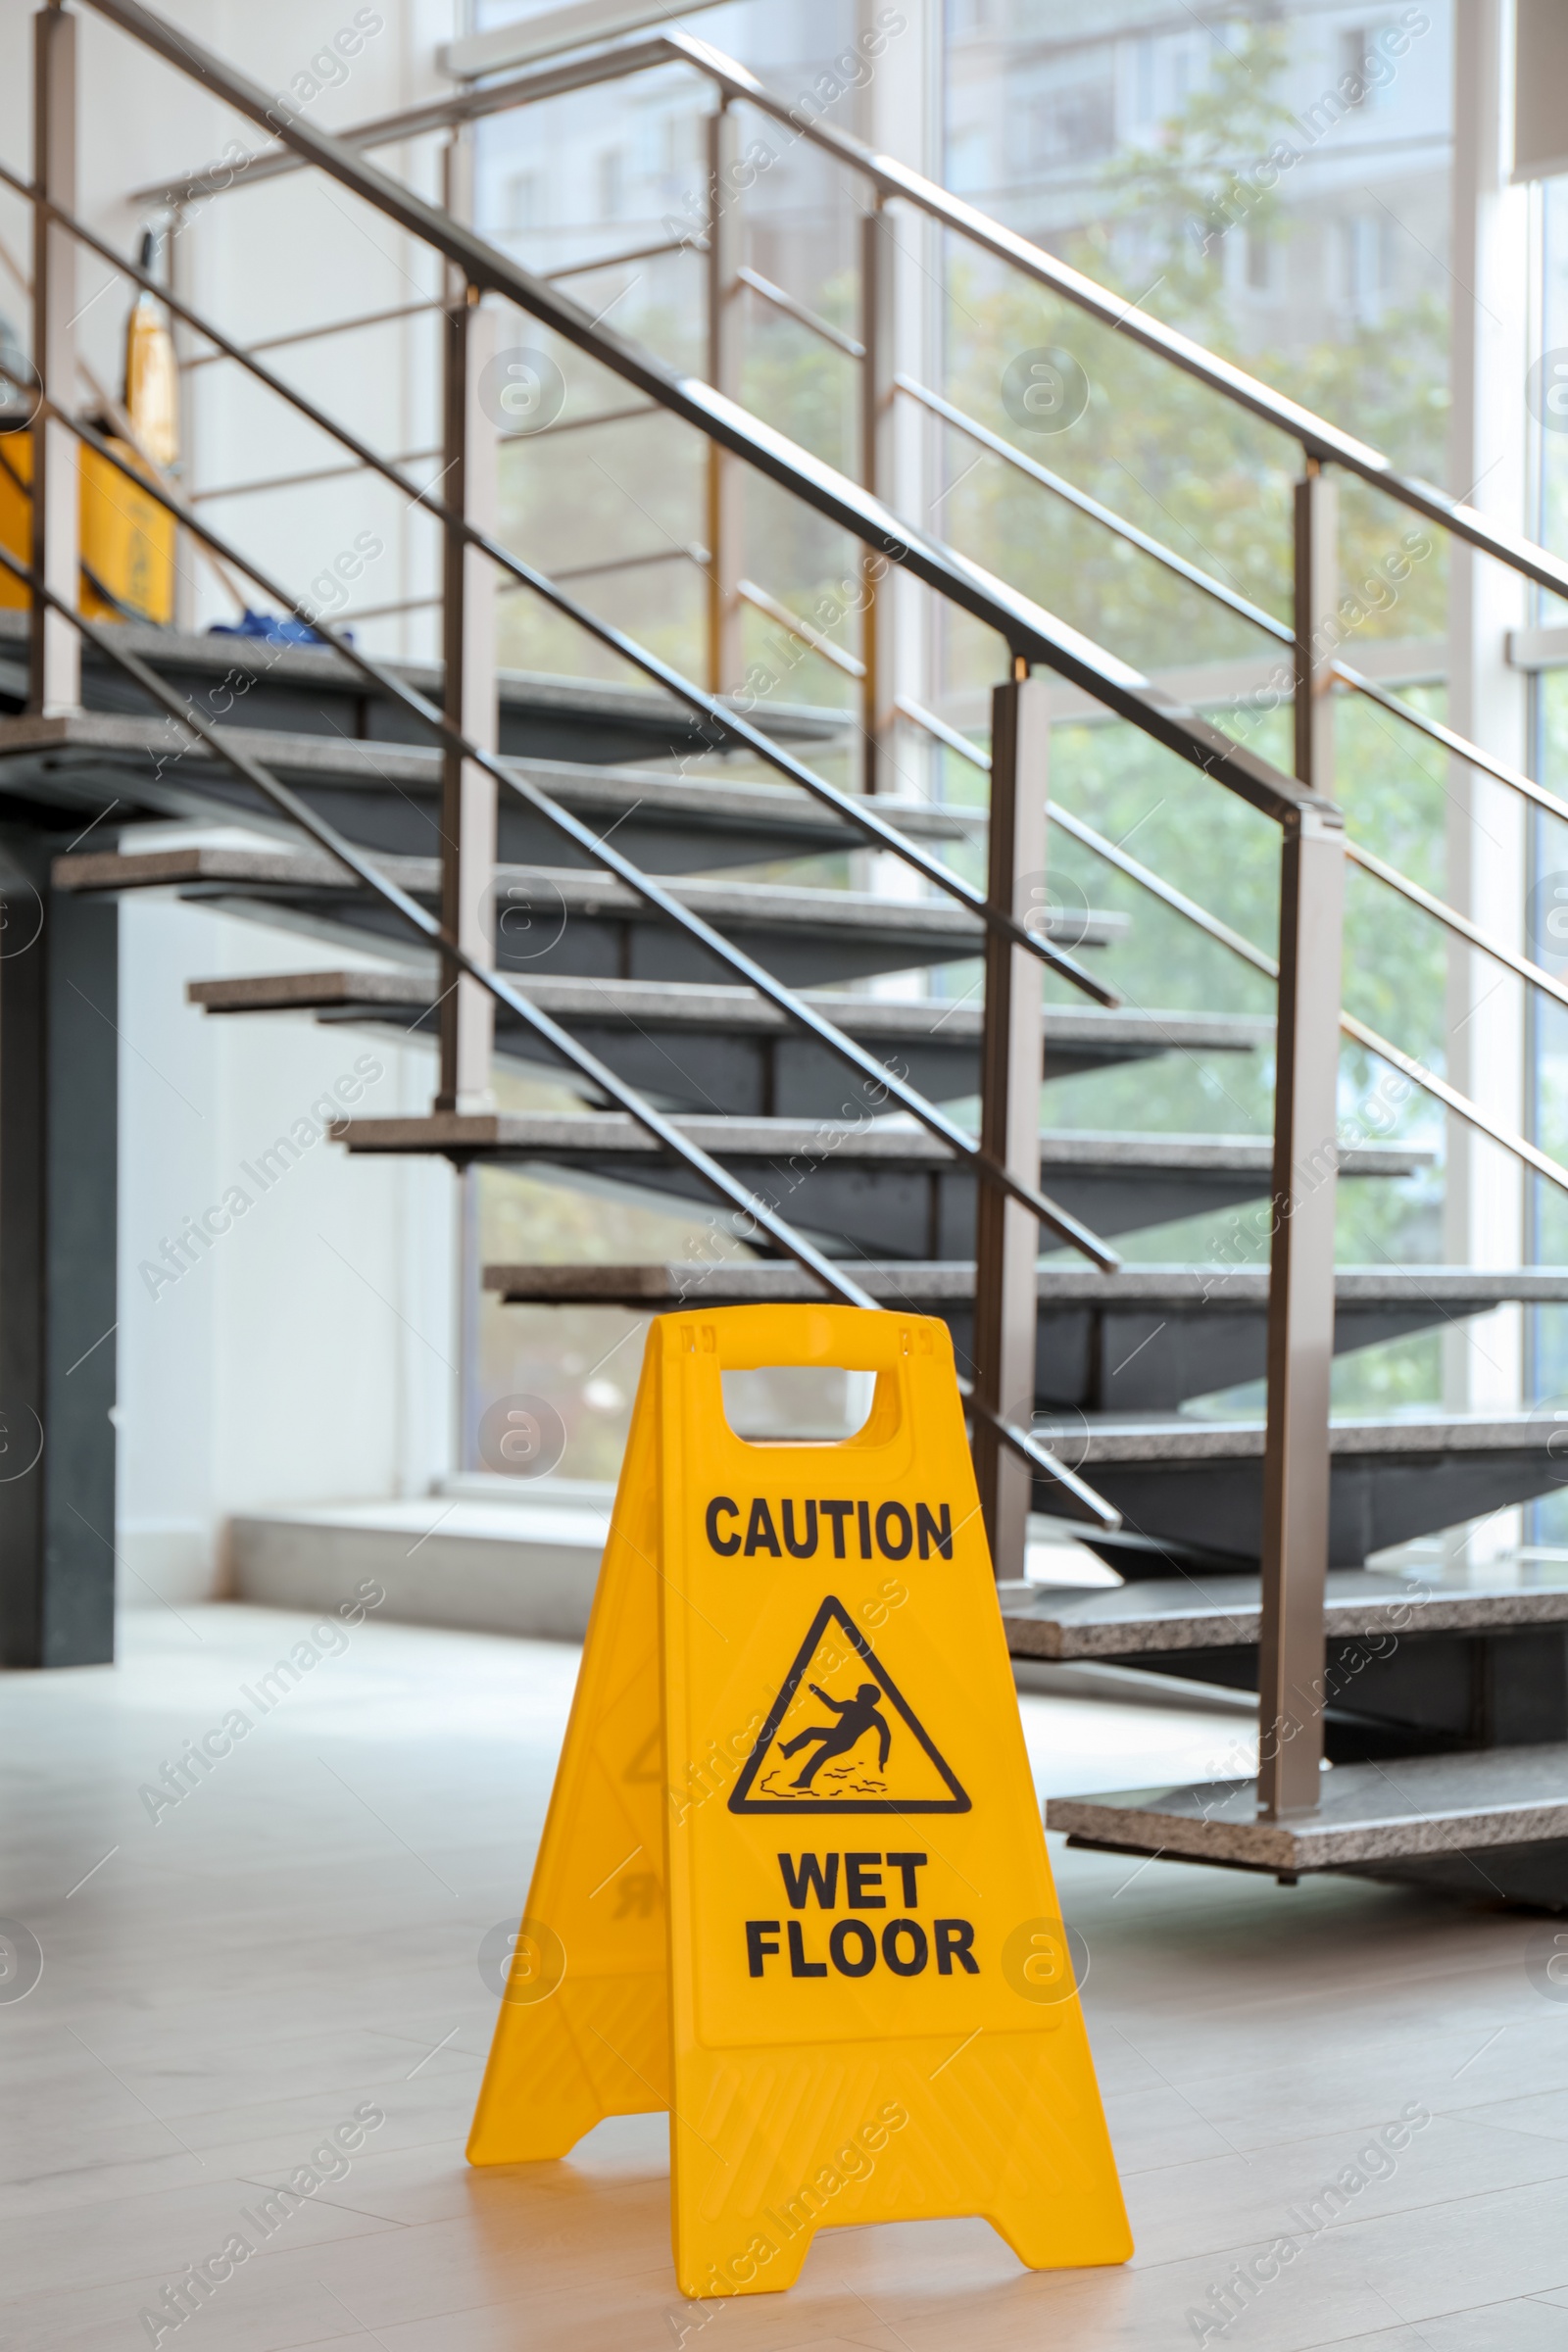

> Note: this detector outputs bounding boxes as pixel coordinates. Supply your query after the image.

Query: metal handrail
[70,0,1330,838]
[42,23,1551,1232]
[1057,789,1568,1203]
[18,376,1124,1271]
[113,9,1568,894]
[1,544,1115,1527]
[895,372,1293,648]
[131,31,682,206]
[70,0,1568,1792]
[0,154,1118,1005]
[899,370,1568,869]
[117,5,1517,889]
[891,691,1568,1193]
[1054,791,1568,1201]
[895,684,1568,1018]
[131,13,1568,608]
[0,537,874,1301]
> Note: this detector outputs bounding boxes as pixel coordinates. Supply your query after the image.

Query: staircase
[12,0,1568,1906]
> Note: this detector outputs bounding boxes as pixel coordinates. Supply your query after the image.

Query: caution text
[707,1497,953,1560]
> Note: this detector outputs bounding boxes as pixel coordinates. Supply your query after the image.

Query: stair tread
[1032,1412,1568,1459]
[330,1108,1426,1176]
[1044,1741,1568,1870]
[479,1257,1568,1306]
[6,714,968,847]
[10,711,964,840]
[999,1569,1568,1656]
[53,844,1120,943]
[0,614,847,739]
[184,967,1267,1049]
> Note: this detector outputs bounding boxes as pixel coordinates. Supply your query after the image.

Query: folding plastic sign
[468,1303,1131,2296]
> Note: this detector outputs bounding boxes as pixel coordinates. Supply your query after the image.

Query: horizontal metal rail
[899,698,1568,1140]
[1334,659,1568,832]
[0,545,1115,1524]
[547,542,709,586]
[131,32,681,205]
[893,698,1279,972]
[526,399,663,439]
[73,0,1329,840]
[190,446,441,505]
[180,297,444,370]
[1342,1012,1568,1202]
[903,653,1568,1003]
[738,578,866,678]
[21,380,1123,1270]
[135,9,1568,609]
[0,537,874,1303]
[737,266,863,359]
[1048,803,1279,978]
[334,593,440,624]
[1346,839,1568,1017]
[898,372,1293,648]
[658,29,1568,605]
[1037,769,1568,1201]
[545,232,696,279]
[0,156,1119,1009]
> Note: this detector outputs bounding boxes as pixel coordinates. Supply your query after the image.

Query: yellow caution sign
[468,1305,1131,2294]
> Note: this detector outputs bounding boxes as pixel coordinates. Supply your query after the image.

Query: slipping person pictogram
[780,1681,893,1788]
[730,1596,969,1814]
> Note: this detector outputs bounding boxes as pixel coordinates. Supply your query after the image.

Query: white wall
[0,0,470,1598]
[117,874,458,1604]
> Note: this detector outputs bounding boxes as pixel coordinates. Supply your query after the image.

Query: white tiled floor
[4,1603,1568,2349]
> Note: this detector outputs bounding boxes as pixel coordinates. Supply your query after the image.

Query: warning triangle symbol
[729,1595,970,1815]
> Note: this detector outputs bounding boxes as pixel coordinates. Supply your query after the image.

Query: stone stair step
[53,842,1122,991]
[1000,1568,1568,1657]
[1043,1743,1568,1904]
[477,1258,1568,1414]
[328,1110,1426,1255]
[1006,1569,1568,1765]
[11,710,966,872]
[184,966,1270,1110]
[1024,1411,1568,1576]
[0,610,847,765]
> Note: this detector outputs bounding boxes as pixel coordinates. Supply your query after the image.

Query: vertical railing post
[436,130,497,1115]
[972,662,1048,1581]
[29,0,79,716]
[1257,464,1345,1816]
[169,201,199,631]
[705,103,742,697]
[859,199,898,792]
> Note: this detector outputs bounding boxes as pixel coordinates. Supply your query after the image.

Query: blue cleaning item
[207,608,354,647]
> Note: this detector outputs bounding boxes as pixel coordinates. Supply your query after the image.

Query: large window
[927,5,1454,1347]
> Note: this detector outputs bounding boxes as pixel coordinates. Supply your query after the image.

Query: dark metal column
[1257,466,1345,1814]
[0,836,118,1667]
[972,668,1048,1581]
